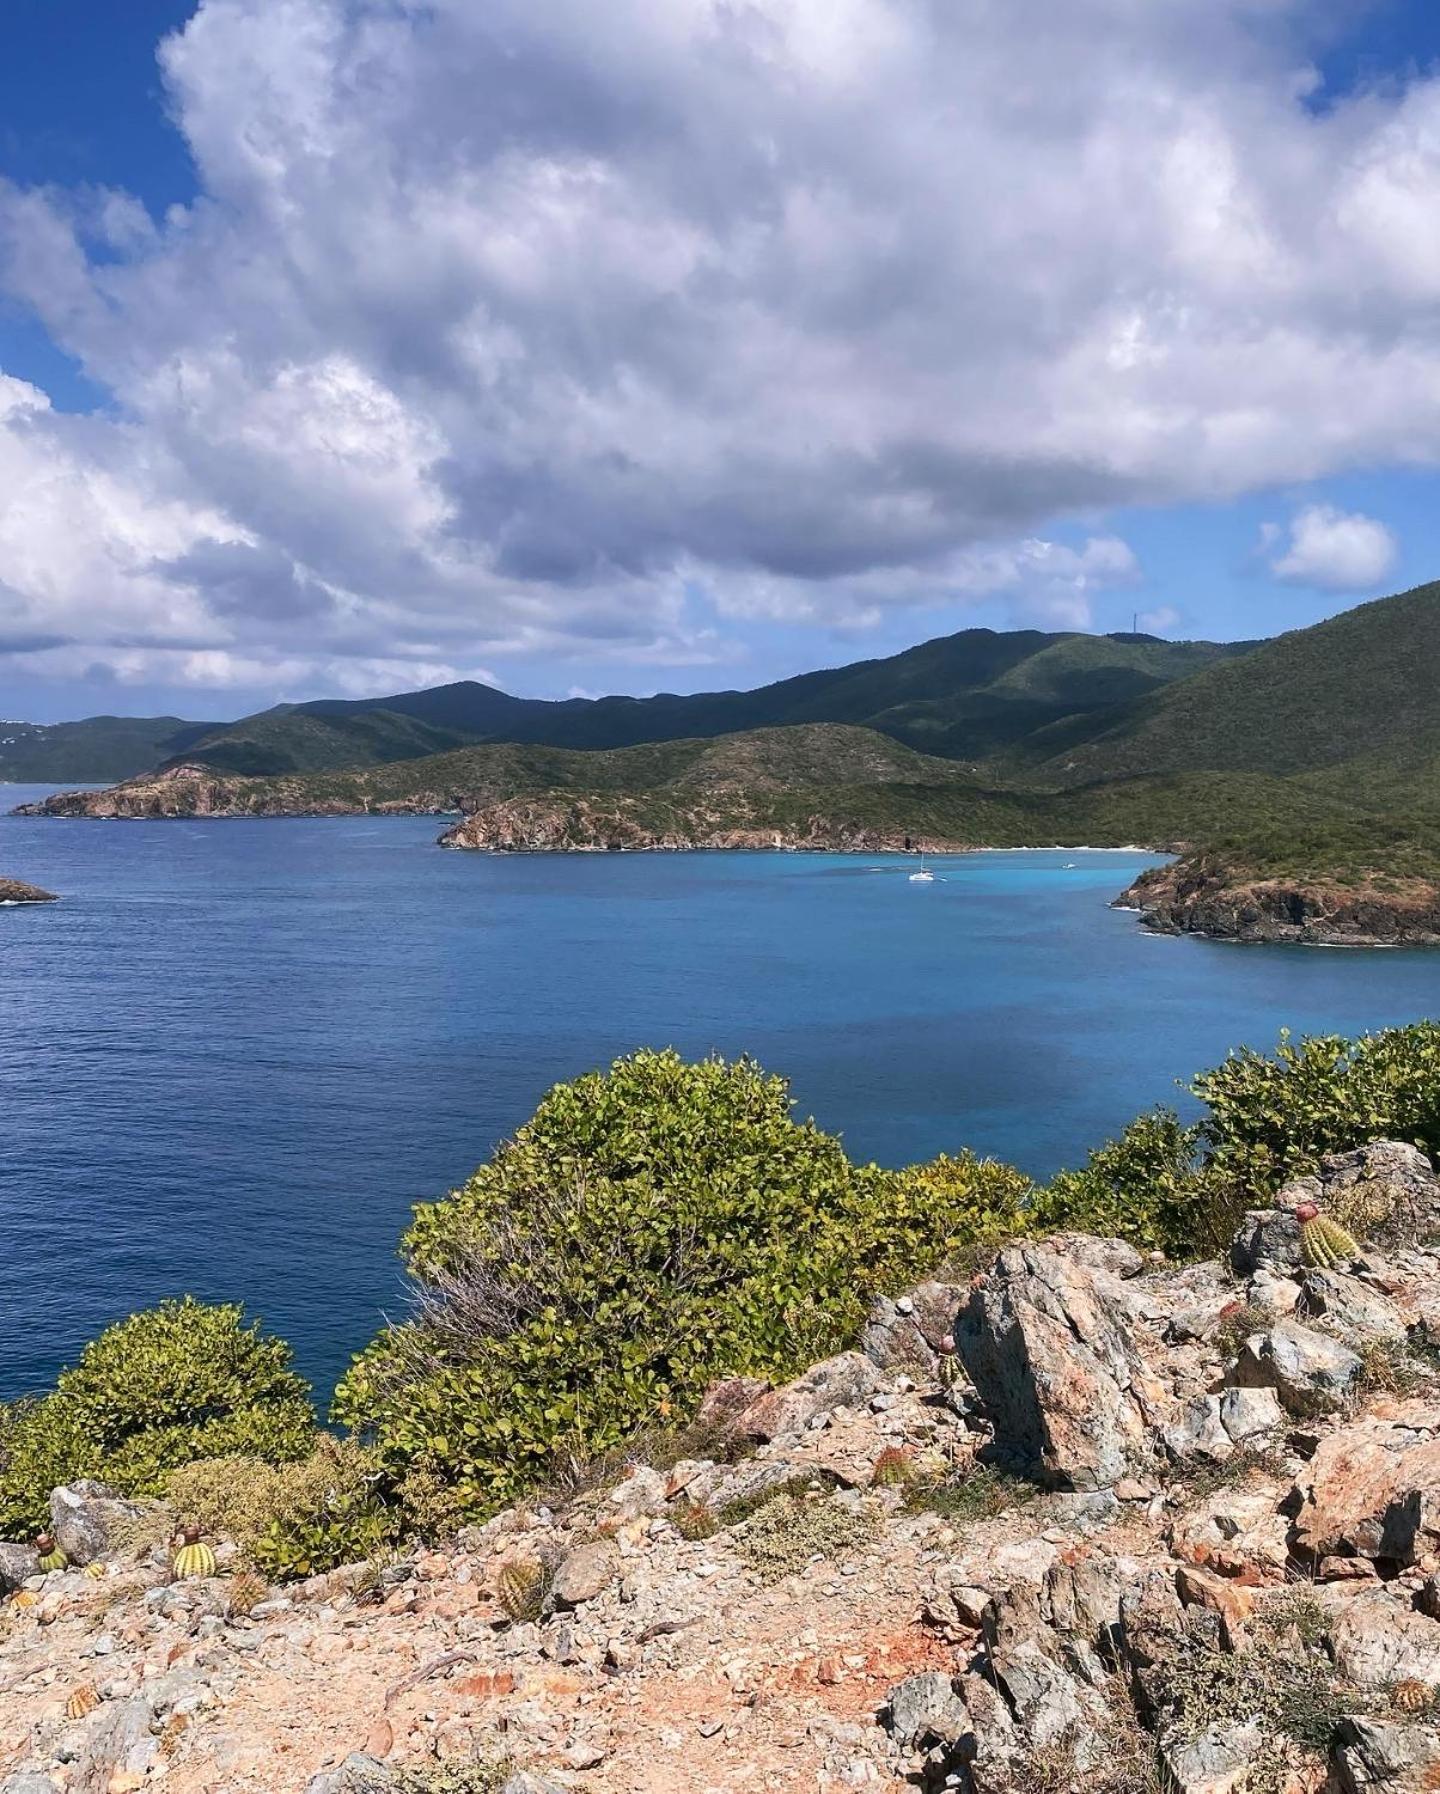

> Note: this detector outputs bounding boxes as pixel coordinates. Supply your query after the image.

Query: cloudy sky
[2,0,1440,723]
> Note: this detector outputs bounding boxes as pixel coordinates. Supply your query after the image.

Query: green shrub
[733,1490,875,1581]
[1195,1024,1440,1196]
[1028,1109,1226,1254]
[0,1298,315,1538]
[164,1437,397,1580]
[335,1049,1029,1521]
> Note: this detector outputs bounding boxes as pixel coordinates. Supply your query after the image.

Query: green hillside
[146,627,1246,777]
[1037,581,1440,786]
[0,715,215,783]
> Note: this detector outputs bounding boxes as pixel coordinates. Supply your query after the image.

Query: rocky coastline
[3,1140,1440,1793]
[1118,853,1440,948]
[0,877,57,904]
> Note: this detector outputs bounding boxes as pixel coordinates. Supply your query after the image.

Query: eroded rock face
[861,1281,966,1376]
[49,1480,143,1567]
[1332,1716,1440,1793]
[954,1237,1170,1489]
[1290,1414,1440,1566]
[0,1541,40,1593]
[730,1352,884,1442]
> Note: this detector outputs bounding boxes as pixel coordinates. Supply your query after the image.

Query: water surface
[2,788,1434,1401]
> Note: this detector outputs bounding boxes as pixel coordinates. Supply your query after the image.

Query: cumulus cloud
[1266,505,1399,590]
[2,0,1440,700]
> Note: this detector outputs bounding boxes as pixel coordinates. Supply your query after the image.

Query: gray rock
[49,1480,143,1567]
[1229,1204,1306,1275]
[304,1754,397,1794]
[551,1539,620,1608]
[1326,1590,1440,1688]
[954,1237,1171,1488]
[861,1280,966,1375]
[1159,1719,1264,1794]
[886,1671,970,1750]
[1331,1715,1440,1792]
[0,1541,40,1593]
[500,1775,572,1794]
[1298,1269,1408,1343]
[1225,1319,1362,1416]
[69,1695,160,1794]
[604,1465,666,1520]
[0,1776,61,1794]
[732,1352,884,1442]
[1321,1141,1440,1247]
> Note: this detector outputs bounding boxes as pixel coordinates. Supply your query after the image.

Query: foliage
[335,1050,1029,1521]
[671,1500,719,1540]
[732,1491,875,1582]
[391,1763,513,1794]
[1027,1109,1233,1256]
[164,1437,397,1580]
[900,1461,1036,1524]
[0,1299,315,1538]
[1194,1024,1440,1197]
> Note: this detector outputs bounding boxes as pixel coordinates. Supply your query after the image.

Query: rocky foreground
[1118,855,1440,947]
[3,1142,1440,1794]
[0,880,57,904]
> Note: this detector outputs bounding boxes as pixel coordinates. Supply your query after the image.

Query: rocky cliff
[4,1142,1440,1794]
[1118,853,1440,947]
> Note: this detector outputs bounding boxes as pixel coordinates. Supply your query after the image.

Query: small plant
[64,1684,100,1721]
[1179,1444,1289,1504]
[171,1525,217,1580]
[1389,1677,1436,1716]
[901,1460,1035,1524]
[733,1491,875,1582]
[717,1472,828,1529]
[1355,1338,1435,1398]
[1214,1300,1270,1360]
[496,1557,551,1623]
[870,1446,914,1488]
[227,1569,269,1617]
[392,1760,513,1794]
[1296,1203,1360,1270]
[670,1499,719,1540]
[34,1532,67,1574]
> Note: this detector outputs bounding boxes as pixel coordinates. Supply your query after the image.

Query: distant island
[14,581,1440,945]
[0,878,57,904]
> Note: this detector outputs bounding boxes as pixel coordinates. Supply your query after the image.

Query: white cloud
[0,0,1439,700]
[1137,605,1182,633]
[1266,505,1399,591]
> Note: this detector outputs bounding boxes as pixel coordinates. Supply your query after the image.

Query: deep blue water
[3,787,1436,1405]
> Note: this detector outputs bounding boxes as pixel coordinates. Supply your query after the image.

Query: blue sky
[3,0,1440,723]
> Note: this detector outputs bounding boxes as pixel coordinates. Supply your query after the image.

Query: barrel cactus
[671,1500,719,1541]
[65,1684,100,1721]
[171,1525,217,1580]
[496,1557,549,1623]
[1295,1202,1360,1270]
[227,1569,269,1617]
[35,1532,67,1574]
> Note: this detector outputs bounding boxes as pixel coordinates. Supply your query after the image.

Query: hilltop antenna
[1132,610,1138,635]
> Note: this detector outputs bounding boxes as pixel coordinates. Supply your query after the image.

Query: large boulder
[49,1480,144,1566]
[861,1280,966,1376]
[730,1352,883,1444]
[1223,1319,1362,1416]
[1325,1589,1440,1688]
[1289,1411,1440,1567]
[953,1237,1171,1489]
[1320,1141,1440,1248]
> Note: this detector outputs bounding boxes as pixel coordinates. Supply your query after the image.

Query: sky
[3,2,1440,723]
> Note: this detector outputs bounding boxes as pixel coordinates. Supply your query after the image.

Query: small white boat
[908,852,934,883]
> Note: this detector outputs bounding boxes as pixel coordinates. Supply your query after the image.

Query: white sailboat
[908,851,934,883]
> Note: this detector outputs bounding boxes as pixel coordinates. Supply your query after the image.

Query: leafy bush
[0,1299,315,1537]
[164,1436,397,1580]
[733,1489,875,1581]
[1032,1024,1440,1260]
[1195,1023,1440,1195]
[335,1049,1029,1520]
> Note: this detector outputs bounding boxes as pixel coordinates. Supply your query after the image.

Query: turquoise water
[2,786,1436,1402]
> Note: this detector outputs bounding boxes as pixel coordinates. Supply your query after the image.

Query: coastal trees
[0,1298,315,1535]
[334,1048,1028,1517]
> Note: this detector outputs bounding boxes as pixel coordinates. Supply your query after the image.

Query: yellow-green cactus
[171,1526,217,1580]
[34,1533,67,1574]
[496,1558,548,1623]
[1296,1202,1360,1270]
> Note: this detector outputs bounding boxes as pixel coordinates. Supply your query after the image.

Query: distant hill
[0,716,216,783]
[144,628,1248,777]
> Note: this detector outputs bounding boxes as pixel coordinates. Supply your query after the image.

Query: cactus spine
[1295,1201,1360,1270]
[34,1533,67,1574]
[171,1525,217,1580]
[227,1569,269,1617]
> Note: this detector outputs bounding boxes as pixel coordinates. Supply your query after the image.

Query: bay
[2,785,1434,1403]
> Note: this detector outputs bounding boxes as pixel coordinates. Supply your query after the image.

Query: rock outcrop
[0,879,56,904]
[1117,852,1440,946]
[2,1140,1438,1794]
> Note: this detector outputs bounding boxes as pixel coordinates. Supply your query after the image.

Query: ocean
[3,788,1435,1402]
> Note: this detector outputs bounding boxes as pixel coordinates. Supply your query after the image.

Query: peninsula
[14,582,1440,944]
